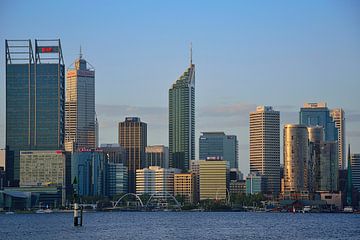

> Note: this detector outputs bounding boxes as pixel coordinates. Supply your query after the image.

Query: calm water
[1,212,360,240]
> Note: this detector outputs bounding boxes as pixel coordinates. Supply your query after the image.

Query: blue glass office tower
[199,132,238,169]
[299,103,337,141]
[169,50,195,171]
[5,40,65,186]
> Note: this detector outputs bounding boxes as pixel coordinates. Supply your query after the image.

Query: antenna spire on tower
[190,42,193,65]
[79,45,83,59]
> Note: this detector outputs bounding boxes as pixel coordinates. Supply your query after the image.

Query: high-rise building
[169,51,195,171]
[299,103,337,141]
[100,144,126,164]
[0,149,5,170]
[6,39,65,185]
[65,52,95,152]
[199,132,238,169]
[351,153,360,192]
[249,106,280,194]
[308,126,324,192]
[118,117,147,193]
[319,141,338,191]
[19,150,65,187]
[330,108,346,170]
[136,166,180,196]
[106,162,128,197]
[283,124,309,193]
[71,150,105,197]
[145,145,169,168]
[174,173,195,204]
[199,159,229,201]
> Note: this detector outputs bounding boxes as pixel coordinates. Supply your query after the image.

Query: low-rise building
[174,173,195,204]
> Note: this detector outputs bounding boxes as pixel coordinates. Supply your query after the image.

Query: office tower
[118,117,147,193]
[136,166,180,196]
[319,141,338,191]
[0,149,5,170]
[95,115,99,148]
[283,124,309,193]
[299,103,337,141]
[106,162,128,197]
[246,172,263,195]
[6,39,65,185]
[100,144,126,164]
[229,180,246,195]
[71,150,105,196]
[199,159,229,201]
[346,145,353,206]
[199,132,238,169]
[19,150,65,187]
[169,49,195,171]
[249,106,280,194]
[65,52,95,152]
[145,145,169,168]
[174,173,195,204]
[330,108,346,169]
[308,126,324,192]
[351,153,360,192]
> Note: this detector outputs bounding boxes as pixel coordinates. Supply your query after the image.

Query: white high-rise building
[330,108,345,169]
[249,106,280,194]
[65,52,96,152]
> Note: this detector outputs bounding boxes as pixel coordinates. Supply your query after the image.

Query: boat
[5,211,15,215]
[302,206,311,213]
[343,206,353,213]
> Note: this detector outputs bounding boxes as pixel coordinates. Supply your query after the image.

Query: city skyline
[1,1,360,175]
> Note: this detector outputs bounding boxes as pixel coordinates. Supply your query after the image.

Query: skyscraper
[351,153,360,192]
[6,39,65,185]
[319,141,338,191]
[169,48,195,171]
[283,124,309,193]
[330,108,346,169]
[249,106,280,194]
[199,132,238,169]
[65,51,95,152]
[299,103,337,141]
[118,117,147,193]
[308,126,324,192]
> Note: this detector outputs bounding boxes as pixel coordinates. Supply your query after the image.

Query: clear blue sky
[1,0,360,174]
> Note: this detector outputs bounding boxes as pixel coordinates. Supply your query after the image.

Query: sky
[1,0,360,175]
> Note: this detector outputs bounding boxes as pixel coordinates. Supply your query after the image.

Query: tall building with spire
[65,48,96,152]
[169,45,195,171]
[6,39,65,185]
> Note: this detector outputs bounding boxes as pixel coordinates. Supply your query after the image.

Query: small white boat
[36,209,45,214]
[5,211,15,215]
[343,206,353,213]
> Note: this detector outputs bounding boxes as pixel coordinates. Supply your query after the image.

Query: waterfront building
[230,180,246,195]
[174,173,195,204]
[136,166,180,196]
[71,150,105,196]
[65,52,96,152]
[169,50,195,171]
[106,162,128,197]
[118,117,147,193]
[145,145,169,168]
[5,39,65,185]
[299,102,337,141]
[100,144,126,164]
[330,109,346,169]
[249,106,280,194]
[19,150,65,188]
[199,159,229,201]
[283,124,309,193]
[199,132,238,169]
[246,172,263,195]
[351,153,360,192]
[190,160,200,202]
[319,141,338,191]
[308,126,324,192]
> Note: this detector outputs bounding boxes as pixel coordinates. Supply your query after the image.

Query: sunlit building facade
[330,108,346,170]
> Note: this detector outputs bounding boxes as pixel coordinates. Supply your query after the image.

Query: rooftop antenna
[190,42,192,65]
[79,45,83,59]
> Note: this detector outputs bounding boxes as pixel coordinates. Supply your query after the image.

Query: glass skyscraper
[5,39,65,185]
[169,56,195,171]
[299,103,337,141]
[199,132,238,169]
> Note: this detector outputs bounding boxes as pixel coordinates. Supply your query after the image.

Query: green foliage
[230,193,266,207]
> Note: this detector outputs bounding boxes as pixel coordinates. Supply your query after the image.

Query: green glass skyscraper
[169,49,195,171]
[5,39,65,186]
